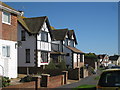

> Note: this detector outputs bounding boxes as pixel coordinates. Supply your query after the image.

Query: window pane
[3,12,10,23]
[2,46,10,57]
[41,32,48,42]
[41,52,48,63]
[6,46,10,57]
[21,31,26,41]
[26,49,30,63]
[2,46,6,57]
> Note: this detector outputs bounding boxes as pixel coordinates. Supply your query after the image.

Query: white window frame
[2,11,11,25]
[2,45,10,58]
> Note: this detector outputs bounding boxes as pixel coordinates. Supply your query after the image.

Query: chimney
[18,10,24,16]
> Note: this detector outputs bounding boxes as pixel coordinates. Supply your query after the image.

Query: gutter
[0,5,21,16]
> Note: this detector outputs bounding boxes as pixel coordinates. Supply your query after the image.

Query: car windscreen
[98,71,120,87]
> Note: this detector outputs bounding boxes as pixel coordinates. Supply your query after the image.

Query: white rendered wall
[37,22,51,51]
[37,22,52,66]
[0,39,17,78]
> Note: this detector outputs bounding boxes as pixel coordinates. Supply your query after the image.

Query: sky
[5,2,118,55]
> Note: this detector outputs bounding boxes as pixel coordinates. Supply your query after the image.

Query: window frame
[2,45,10,58]
[41,31,48,42]
[26,49,30,63]
[2,11,11,25]
[41,51,48,63]
[21,30,26,41]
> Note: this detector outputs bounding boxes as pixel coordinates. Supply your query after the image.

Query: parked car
[107,64,116,69]
[96,69,120,90]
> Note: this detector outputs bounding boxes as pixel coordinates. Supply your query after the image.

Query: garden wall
[40,73,67,88]
[2,77,41,89]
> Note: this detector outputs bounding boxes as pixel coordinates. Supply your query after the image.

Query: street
[58,69,102,88]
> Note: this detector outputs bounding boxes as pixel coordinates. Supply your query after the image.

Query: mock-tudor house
[0,2,22,78]
[17,16,52,74]
[98,54,110,67]
[109,55,120,65]
[51,29,84,69]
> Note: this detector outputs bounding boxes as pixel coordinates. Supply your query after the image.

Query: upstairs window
[21,31,26,41]
[2,11,11,24]
[2,46,10,57]
[41,31,48,42]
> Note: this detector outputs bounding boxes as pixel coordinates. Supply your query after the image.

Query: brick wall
[2,77,41,89]
[41,73,67,88]
[1,13,17,41]
[48,75,64,88]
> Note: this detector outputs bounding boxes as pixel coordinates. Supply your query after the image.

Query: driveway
[58,69,102,88]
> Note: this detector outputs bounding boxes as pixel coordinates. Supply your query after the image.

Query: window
[2,46,10,57]
[41,31,48,42]
[80,55,83,62]
[70,40,74,47]
[26,49,30,63]
[41,51,48,63]
[65,38,69,46]
[21,31,26,41]
[2,11,11,24]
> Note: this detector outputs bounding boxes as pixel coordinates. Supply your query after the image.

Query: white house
[17,16,52,74]
[51,29,84,69]
[98,54,110,67]
[109,55,120,66]
[0,2,21,78]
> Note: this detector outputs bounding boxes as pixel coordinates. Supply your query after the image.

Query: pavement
[58,69,102,88]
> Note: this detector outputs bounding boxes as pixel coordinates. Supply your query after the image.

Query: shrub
[2,77,11,87]
[57,60,67,70]
[45,61,57,69]
[20,75,33,82]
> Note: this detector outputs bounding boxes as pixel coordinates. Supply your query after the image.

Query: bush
[20,75,33,82]
[2,77,11,87]
[45,61,57,69]
[57,60,67,70]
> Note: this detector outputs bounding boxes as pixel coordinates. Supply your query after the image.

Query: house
[0,2,22,78]
[17,16,52,74]
[51,29,84,69]
[109,55,120,65]
[98,54,110,67]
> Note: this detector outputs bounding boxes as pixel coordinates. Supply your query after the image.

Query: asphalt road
[58,69,102,88]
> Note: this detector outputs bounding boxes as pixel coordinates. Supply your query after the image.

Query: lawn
[74,84,96,89]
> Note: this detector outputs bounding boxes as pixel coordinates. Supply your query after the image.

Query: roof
[51,29,68,40]
[18,16,51,34]
[109,55,120,61]
[0,2,20,15]
[0,2,17,11]
[66,46,84,54]
[98,54,106,59]
[68,30,77,44]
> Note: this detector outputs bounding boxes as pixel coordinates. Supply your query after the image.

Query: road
[58,69,102,88]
